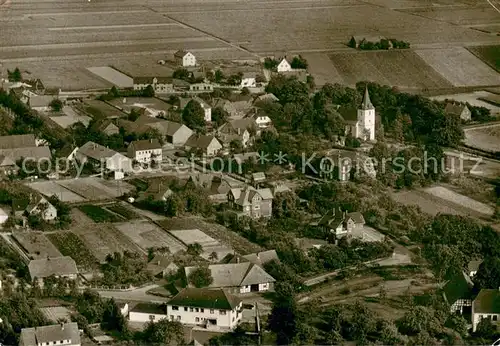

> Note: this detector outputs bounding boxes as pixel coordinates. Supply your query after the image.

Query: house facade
[129,303,168,323]
[28,256,78,286]
[227,186,273,219]
[472,289,500,332]
[240,73,257,88]
[76,141,133,173]
[185,134,222,156]
[277,58,292,72]
[133,77,173,93]
[165,288,243,330]
[127,139,163,164]
[26,196,58,221]
[174,50,196,67]
[445,102,472,122]
[319,208,365,239]
[442,271,474,314]
[190,83,214,92]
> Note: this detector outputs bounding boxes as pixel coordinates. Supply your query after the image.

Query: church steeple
[360,86,374,110]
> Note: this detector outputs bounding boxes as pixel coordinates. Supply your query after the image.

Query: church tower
[357,87,376,141]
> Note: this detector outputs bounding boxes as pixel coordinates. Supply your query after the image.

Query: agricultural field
[55,177,135,202]
[105,203,140,220]
[415,48,500,87]
[78,205,124,223]
[328,50,452,90]
[423,186,494,216]
[50,106,91,129]
[47,231,99,270]
[464,125,500,153]
[11,231,62,260]
[429,91,500,113]
[469,45,500,73]
[81,100,125,119]
[87,66,133,88]
[400,5,500,26]
[113,220,186,253]
[27,181,86,203]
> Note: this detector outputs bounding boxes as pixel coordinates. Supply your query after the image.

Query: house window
[177,316,181,321]
[149,315,156,320]
[195,317,200,322]
[494,315,498,321]
[210,309,214,314]
[184,307,188,312]
[201,308,204,313]
[190,308,194,312]
[195,308,199,312]
[170,315,174,321]
[220,310,227,315]
[172,306,179,311]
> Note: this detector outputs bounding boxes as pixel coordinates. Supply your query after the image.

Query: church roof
[360,87,374,110]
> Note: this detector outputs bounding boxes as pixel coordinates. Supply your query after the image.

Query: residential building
[247,108,272,129]
[442,271,474,314]
[130,117,193,146]
[133,77,173,93]
[472,289,500,332]
[166,288,243,330]
[240,72,257,88]
[217,118,254,148]
[20,322,81,346]
[445,102,472,121]
[27,94,57,112]
[242,250,280,267]
[227,185,273,219]
[338,87,376,141]
[318,207,366,239]
[185,134,222,156]
[174,50,196,67]
[254,93,279,104]
[26,195,58,221]
[190,83,214,92]
[0,154,18,177]
[468,259,483,278]
[0,134,51,162]
[147,254,179,278]
[212,98,239,118]
[277,58,292,72]
[90,119,119,136]
[138,180,174,202]
[184,262,276,293]
[76,141,132,173]
[186,173,245,203]
[251,172,266,187]
[181,97,212,122]
[28,256,78,285]
[231,99,254,119]
[0,134,36,149]
[128,139,163,164]
[129,302,168,323]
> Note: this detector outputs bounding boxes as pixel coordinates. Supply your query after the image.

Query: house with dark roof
[76,141,132,173]
[228,185,273,219]
[472,289,500,332]
[166,288,243,330]
[442,271,474,314]
[174,50,196,67]
[185,134,222,156]
[184,262,275,294]
[129,302,168,323]
[90,119,119,136]
[127,139,163,164]
[319,207,366,240]
[147,254,179,278]
[0,154,18,177]
[444,102,471,121]
[254,93,279,104]
[28,256,78,286]
[13,195,57,221]
[217,118,254,148]
[242,250,280,267]
[0,134,51,163]
[132,76,173,94]
[127,116,193,146]
[20,322,80,346]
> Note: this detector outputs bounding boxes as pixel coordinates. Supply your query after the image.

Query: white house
[248,109,272,129]
[277,58,292,72]
[339,87,376,141]
[76,141,133,173]
[26,195,58,221]
[468,259,483,278]
[20,323,81,346]
[174,50,196,67]
[240,73,257,88]
[129,302,168,323]
[132,77,173,93]
[165,288,243,330]
[472,289,500,332]
[127,139,163,164]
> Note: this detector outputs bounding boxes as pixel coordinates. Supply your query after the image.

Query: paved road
[96,284,168,303]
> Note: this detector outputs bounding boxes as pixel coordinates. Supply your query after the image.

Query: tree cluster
[98,251,153,286]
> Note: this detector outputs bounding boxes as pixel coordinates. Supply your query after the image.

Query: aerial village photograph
[1,0,500,345]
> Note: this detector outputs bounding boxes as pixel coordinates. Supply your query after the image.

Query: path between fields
[0,232,30,263]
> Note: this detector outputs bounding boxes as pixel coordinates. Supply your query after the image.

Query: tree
[143,85,155,97]
[290,55,308,69]
[264,57,279,70]
[475,318,497,340]
[186,242,203,257]
[7,68,22,82]
[211,106,229,127]
[172,68,190,80]
[49,99,63,112]
[214,70,225,83]
[188,266,213,288]
[209,251,218,262]
[473,256,500,289]
[141,319,184,345]
[182,100,205,132]
[268,282,300,344]
[348,36,357,48]
[241,87,250,96]
[101,298,127,333]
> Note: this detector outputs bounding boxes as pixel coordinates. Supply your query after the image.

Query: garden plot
[87,66,133,88]
[169,229,233,260]
[78,205,124,223]
[114,220,186,254]
[390,190,465,216]
[26,180,86,203]
[47,231,99,270]
[12,231,62,260]
[415,48,500,87]
[40,306,73,323]
[56,178,134,202]
[105,204,140,220]
[423,186,494,216]
[50,106,91,129]
[82,100,125,119]
[465,126,500,153]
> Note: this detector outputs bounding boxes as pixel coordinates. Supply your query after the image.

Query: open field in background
[469,45,500,73]
[27,181,86,203]
[11,231,62,260]
[423,186,494,216]
[399,4,500,26]
[415,47,500,87]
[159,216,262,255]
[478,92,500,106]
[464,125,500,152]
[328,50,452,89]
[50,106,91,129]
[46,231,99,270]
[70,208,145,262]
[114,220,186,254]
[169,228,233,260]
[87,67,133,88]
[82,100,125,118]
[429,91,500,113]
[78,205,124,223]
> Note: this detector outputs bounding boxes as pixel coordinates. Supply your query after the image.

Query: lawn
[47,231,99,270]
[106,204,140,220]
[78,205,124,223]
[469,45,500,73]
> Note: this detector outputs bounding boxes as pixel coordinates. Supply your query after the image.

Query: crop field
[87,66,133,88]
[47,231,99,270]
[400,5,500,26]
[464,126,500,153]
[430,91,500,113]
[169,228,233,260]
[82,100,125,119]
[106,204,140,220]
[70,208,145,262]
[78,205,124,223]
[423,186,494,216]
[26,181,86,203]
[114,220,186,254]
[469,45,500,73]
[390,190,466,216]
[11,231,62,260]
[328,50,452,89]
[56,177,134,201]
[415,48,500,87]
[50,106,91,129]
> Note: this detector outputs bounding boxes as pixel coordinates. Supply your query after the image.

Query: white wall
[472,313,500,332]
[277,60,291,73]
[165,303,242,329]
[129,311,168,323]
[183,53,196,67]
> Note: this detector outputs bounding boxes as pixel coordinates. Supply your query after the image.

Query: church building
[339,87,376,141]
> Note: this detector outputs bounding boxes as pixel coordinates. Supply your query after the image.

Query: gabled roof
[242,72,257,79]
[0,134,36,149]
[0,154,17,167]
[12,197,30,212]
[20,323,80,346]
[252,172,266,182]
[254,93,279,104]
[26,195,53,214]
[242,250,279,267]
[442,271,474,306]
[318,208,344,229]
[77,141,119,161]
[167,288,241,310]
[338,105,358,123]
[229,186,273,206]
[28,256,78,279]
[346,211,365,224]
[180,97,210,110]
[185,263,275,288]
[185,134,220,150]
[90,119,118,133]
[130,302,166,315]
[147,254,178,276]
[174,50,192,58]
[473,289,500,314]
[0,146,52,161]
[444,103,468,116]
[129,139,162,151]
[468,259,483,273]
[29,95,56,108]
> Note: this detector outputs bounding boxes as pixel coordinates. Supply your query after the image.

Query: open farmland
[82,100,125,119]
[328,50,452,89]
[415,48,500,87]
[87,66,133,88]
[400,4,500,27]
[47,231,99,270]
[423,186,494,216]
[11,231,62,260]
[114,220,186,254]
[56,178,134,202]
[469,45,500,73]
[78,205,124,223]
[464,125,500,153]
[27,180,86,203]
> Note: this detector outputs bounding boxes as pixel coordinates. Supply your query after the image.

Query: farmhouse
[227,185,273,219]
[240,72,257,88]
[277,57,292,72]
[90,119,119,136]
[0,134,51,162]
[147,254,179,278]
[0,155,18,177]
[339,87,376,141]
[190,83,214,92]
[242,250,280,267]
[318,207,366,239]
[472,289,500,332]
[129,302,167,323]
[28,256,78,285]
[76,141,132,173]
[26,93,57,112]
[133,77,173,93]
[184,262,276,293]
[19,322,81,346]
[127,139,163,164]
[444,102,471,121]
[26,195,58,221]
[174,50,196,67]
[217,118,254,148]
[442,271,474,314]
[129,117,193,146]
[166,288,243,330]
[181,97,212,122]
[185,134,222,156]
